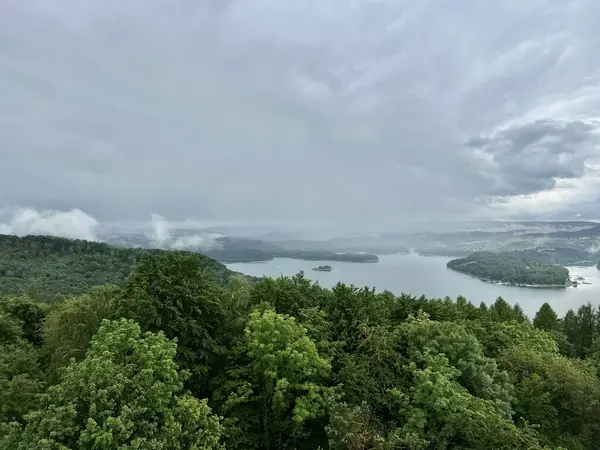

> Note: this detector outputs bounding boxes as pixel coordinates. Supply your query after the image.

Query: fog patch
[150,213,222,251]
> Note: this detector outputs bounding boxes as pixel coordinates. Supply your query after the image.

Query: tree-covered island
[447,251,571,287]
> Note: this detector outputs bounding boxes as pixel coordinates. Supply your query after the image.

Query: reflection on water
[227,254,600,318]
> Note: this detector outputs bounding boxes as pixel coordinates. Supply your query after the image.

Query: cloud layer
[2,1,600,225]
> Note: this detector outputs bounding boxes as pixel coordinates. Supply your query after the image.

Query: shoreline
[447,268,569,289]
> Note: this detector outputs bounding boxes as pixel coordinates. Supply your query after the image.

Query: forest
[1,235,600,449]
[447,251,571,286]
[0,234,242,301]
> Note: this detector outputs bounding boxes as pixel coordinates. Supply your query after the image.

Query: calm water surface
[227,254,600,317]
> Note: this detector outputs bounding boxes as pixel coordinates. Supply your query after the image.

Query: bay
[227,253,600,318]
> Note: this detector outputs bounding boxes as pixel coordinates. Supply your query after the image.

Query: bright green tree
[217,309,335,449]
[467,320,558,358]
[8,318,223,449]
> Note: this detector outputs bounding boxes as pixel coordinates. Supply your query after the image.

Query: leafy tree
[533,302,560,332]
[467,320,558,358]
[42,285,120,376]
[221,274,252,345]
[563,303,599,358]
[326,401,386,450]
[0,295,48,346]
[322,283,391,353]
[0,313,45,424]
[575,303,597,358]
[248,272,328,318]
[490,297,518,322]
[216,309,335,449]
[512,303,527,323]
[337,314,540,449]
[8,319,223,449]
[500,346,600,449]
[117,252,224,391]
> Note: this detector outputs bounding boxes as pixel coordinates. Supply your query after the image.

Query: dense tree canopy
[0,235,599,449]
[3,319,223,449]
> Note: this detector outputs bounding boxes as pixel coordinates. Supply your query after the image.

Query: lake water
[227,254,600,318]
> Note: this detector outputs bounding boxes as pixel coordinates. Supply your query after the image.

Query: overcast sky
[1,0,600,233]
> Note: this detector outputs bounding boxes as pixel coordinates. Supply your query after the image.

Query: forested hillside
[447,251,570,286]
[0,234,240,300]
[1,238,600,449]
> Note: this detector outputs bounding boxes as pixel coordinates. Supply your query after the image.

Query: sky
[1,0,600,237]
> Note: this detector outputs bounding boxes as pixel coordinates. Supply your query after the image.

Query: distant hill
[545,224,600,238]
[514,247,597,266]
[0,234,240,301]
[206,236,380,263]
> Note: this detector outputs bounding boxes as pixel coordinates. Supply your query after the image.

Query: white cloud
[0,207,99,240]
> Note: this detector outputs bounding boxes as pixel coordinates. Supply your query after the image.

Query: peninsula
[446,251,570,287]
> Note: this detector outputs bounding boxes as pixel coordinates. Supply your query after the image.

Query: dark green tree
[0,312,45,424]
[490,297,517,322]
[533,302,560,332]
[0,296,48,346]
[117,252,224,391]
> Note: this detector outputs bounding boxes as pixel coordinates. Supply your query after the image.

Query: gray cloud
[1,0,600,228]
[467,119,600,196]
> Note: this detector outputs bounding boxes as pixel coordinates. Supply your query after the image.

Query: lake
[227,253,600,318]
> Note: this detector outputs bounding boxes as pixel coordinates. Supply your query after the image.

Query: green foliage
[216,309,335,449]
[0,236,599,450]
[11,319,224,449]
[0,234,240,301]
[562,303,600,359]
[42,285,121,376]
[467,319,559,358]
[336,313,541,449]
[0,317,45,424]
[248,272,328,318]
[515,247,596,266]
[447,251,570,286]
[534,302,560,332]
[500,347,600,448]
[221,274,253,345]
[326,401,386,449]
[0,295,48,346]
[117,252,224,392]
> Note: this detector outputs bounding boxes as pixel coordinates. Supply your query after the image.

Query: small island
[312,264,333,272]
[446,251,570,288]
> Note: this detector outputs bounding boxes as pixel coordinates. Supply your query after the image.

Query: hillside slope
[0,234,239,301]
